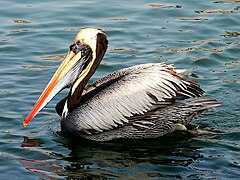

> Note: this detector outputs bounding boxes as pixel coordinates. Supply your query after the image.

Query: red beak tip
[22,121,28,128]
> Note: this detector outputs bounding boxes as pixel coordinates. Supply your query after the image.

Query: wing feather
[65,63,204,133]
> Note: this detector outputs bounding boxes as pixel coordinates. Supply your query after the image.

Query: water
[0,0,239,179]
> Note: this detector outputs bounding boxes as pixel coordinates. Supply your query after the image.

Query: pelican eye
[76,39,83,45]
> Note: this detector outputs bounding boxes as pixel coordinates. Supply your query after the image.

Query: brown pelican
[23,28,221,141]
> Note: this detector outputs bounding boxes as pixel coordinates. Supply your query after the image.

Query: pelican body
[23,28,221,141]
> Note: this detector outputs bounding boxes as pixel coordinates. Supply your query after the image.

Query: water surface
[0,0,239,179]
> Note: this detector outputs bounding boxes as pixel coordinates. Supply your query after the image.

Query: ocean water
[0,0,239,179]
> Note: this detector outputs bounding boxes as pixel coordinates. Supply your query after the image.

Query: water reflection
[16,120,240,179]
[195,10,235,14]
[12,20,32,24]
[19,158,63,179]
[21,137,42,147]
[147,3,182,9]
[18,131,205,179]
[9,29,31,34]
[62,132,202,179]
[20,65,50,69]
[221,31,240,38]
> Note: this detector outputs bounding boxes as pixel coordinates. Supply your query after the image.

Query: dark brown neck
[67,32,108,112]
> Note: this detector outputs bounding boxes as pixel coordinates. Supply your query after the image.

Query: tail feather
[170,98,221,126]
[185,98,222,110]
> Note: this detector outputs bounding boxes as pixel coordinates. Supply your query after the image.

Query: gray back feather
[62,63,204,134]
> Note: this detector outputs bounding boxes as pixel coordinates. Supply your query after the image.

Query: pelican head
[23,28,108,127]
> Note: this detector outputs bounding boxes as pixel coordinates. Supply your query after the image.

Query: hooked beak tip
[22,121,28,128]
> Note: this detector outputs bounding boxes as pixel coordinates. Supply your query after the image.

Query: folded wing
[62,63,204,133]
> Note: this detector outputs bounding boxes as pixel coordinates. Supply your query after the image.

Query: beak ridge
[23,50,83,127]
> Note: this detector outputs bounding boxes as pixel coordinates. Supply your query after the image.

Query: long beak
[23,49,84,127]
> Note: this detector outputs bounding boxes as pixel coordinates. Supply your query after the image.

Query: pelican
[23,28,221,141]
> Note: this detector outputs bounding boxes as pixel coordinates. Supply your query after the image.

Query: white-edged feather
[65,63,203,133]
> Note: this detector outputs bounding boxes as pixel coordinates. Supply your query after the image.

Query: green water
[0,0,239,179]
